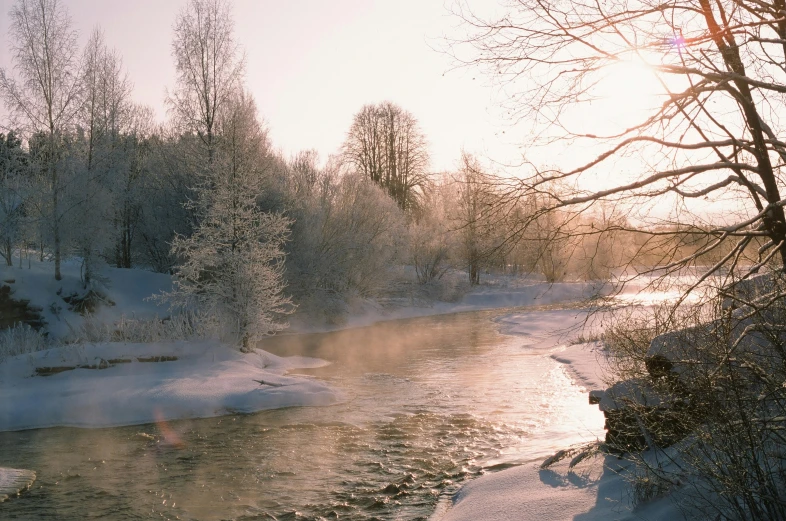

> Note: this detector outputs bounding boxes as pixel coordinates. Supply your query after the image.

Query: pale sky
[0,0,520,172]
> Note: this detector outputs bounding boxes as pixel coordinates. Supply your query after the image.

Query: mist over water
[0,310,603,520]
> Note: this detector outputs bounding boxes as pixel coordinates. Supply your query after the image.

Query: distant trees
[73,28,133,285]
[452,0,786,287]
[343,102,429,212]
[0,0,82,280]
[284,152,406,305]
[0,132,27,266]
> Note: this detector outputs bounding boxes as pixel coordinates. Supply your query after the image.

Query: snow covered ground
[0,341,336,431]
[434,322,685,521]
[0,261,344,431]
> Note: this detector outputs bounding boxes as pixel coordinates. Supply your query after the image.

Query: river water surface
[0,308,604,520]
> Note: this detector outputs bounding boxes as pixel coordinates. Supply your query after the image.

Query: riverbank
[435,324,684,521]
[0,260,617,510]
[0,261,605,433]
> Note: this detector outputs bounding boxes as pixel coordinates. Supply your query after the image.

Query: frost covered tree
[109,104,155,269]
[135,127,197,273]
[0,0,82,280]
[284,152,406,305]
[161,91,292,350]
[73,28,133,285]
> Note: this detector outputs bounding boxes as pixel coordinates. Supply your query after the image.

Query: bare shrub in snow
[603,274,786,520]
[76,311,215,343]
[0,323,49,361]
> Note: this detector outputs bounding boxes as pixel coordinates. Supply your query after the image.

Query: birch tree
[161,91,292,349]
[0,0,82,280]
[75,28,132,284]
[168,0,244,162]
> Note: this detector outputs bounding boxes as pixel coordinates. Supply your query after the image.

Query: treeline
[1,0,733,334]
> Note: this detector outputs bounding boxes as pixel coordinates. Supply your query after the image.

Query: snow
[1,258,173,339]
[0,341,337,431]
[434,310,687,521]
[551,341,608,391]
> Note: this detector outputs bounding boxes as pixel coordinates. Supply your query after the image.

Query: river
[0,308,604,520]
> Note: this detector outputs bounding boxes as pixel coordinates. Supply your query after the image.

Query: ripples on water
[0,310,603,520]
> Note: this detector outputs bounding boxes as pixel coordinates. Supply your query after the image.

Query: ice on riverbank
[439,450,682,521]
[0,341,338,431]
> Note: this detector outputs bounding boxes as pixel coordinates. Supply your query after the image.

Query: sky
[0,0,519,172]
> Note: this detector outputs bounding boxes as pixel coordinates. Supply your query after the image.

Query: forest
[0,0,686,345]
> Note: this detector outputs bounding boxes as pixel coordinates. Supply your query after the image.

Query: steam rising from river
[0,310,604,520]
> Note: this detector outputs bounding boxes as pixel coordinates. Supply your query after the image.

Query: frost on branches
[160,92,293,350]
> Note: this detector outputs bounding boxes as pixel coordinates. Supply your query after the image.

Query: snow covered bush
[0,323,49,361]
[285,153,406,301]
[76,311,215,343]
[603,274,786,520]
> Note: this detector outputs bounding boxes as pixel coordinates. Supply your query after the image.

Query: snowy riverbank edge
[434,337,684,521]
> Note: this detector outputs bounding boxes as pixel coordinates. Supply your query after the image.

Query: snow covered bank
[0,259,173,340]
[551,341,607,391]
[0,341,339,431]
[439,451,682,521]
[291,279,606,334]
[435,310,685,521]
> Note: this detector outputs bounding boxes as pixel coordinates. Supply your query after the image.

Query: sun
[582,60,664,133]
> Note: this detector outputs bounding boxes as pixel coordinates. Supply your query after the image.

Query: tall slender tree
[0,0,82,280]
[168,0,244,162]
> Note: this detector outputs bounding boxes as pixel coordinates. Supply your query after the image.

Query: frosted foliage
[286,165,406,298]
[0,324,49,362]
[160,92,292,349]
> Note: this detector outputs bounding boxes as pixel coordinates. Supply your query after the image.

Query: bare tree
[0,0,82,280]
[168,0,244,162]
[343,101,430,212]
[453,152,508,284]
[451,0,786,290]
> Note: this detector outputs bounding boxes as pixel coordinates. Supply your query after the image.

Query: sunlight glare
[588,60,663,131]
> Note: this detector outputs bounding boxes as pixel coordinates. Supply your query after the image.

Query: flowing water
[0,309,604,520]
